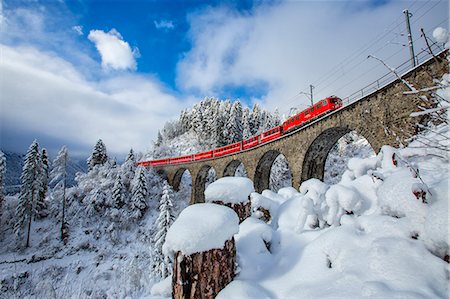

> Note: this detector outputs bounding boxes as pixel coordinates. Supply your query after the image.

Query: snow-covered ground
[217,125,449,299]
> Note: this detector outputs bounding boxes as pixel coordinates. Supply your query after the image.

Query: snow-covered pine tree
[242,108,252,139]
[15,140,43,247]
[112,174,125,209]
[273,108,281,126]
[250,103,262,135]
[151,180,175,279]
[155,131,163,147]
[217,100,232,147]
[130,167,148,219]
[50,145,69,242]
[225,101,243,144]
[122,148,136,192]
[36,148,49,218]
[269,155,292,192]
[0,151,5,225]
[87,139,108,171]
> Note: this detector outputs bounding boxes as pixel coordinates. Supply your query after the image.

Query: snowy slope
[216,126,449,299]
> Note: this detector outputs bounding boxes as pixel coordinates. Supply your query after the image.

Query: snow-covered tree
[242,108,252,139]
[50,146,69,242]
[122,148,136,192]
[15,140,43,247]
[36,148,49,218]
[0,151,5,224]
[151,180,175,279]
[112,174,125,209]
[131,167,148,219]
[269,155,293,192]
[225,101,243,144]
[250,103,262,135]
[155,131,163,147]
[87,139,108,171]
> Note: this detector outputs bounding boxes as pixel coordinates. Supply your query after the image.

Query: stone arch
[254,150,292,193]
[172,167,190,192]
[193,165,217,204]
[300,127,376,182]
[223,160,246,177]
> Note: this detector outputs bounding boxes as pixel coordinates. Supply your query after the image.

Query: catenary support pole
[403,9,416,68]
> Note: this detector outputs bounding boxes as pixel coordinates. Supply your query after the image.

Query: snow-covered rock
[163,203,239,256]
[205,177,254,204]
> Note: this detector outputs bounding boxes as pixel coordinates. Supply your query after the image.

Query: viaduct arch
[151,51,447,204]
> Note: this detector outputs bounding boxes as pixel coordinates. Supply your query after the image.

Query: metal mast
[403,9,416,68]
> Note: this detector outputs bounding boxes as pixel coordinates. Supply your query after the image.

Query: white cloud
[154,19,175,30]
[88,28,138,71]
[72,25,83,35]
[0,44,191,156]
[177,1,448,114]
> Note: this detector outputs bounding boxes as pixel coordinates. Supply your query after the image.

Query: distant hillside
[2,151,87,194]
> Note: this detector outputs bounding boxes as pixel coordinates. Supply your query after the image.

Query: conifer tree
[36,148,49,217]
[15,140,43,247]
[242,108,252,139]
[87,139,108,171]
[112,174,125,209]
[151,180,175,279]
[0,151,5,225]
[250,103,262,135]
[122,148,136,194]
[225,101,243,144]
[273,108,281,126]
[131,167,148,219]
[155,131,163,146]
[50,146,69,242]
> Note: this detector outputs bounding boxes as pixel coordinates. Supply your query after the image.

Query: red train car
[169,155,193,164]
[136,160,151,167]
[194,150,213,161]
[260,126,283,143]
[141,96,343,167]
[213,142,241,157]
[139,158,170,167]
[242,135,259,150]
[283,96,342,133]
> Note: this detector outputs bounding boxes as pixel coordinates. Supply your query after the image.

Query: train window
[296,116,300,121]
[310,107,314,112]
[317,103,322,108]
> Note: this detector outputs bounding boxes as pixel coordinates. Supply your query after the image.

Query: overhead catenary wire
[279,1,446,117]
[308,0,434,90]
[313,0,440,94]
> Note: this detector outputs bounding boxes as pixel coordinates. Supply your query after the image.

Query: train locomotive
[138,96,343,167]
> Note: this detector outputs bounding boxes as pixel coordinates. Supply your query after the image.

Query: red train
[137,96,342,167]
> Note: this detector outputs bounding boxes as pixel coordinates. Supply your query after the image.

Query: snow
[250,192,279,221]
[219,124,450,298]
[204,177,254,204]
[150,275,172,297]
[163,203,239,256]
[216,280,272,299]
[433,27,449,43]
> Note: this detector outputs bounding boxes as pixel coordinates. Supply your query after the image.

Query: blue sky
[0,0,448,158]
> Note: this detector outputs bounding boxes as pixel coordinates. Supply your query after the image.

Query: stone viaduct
[152,50,447,204]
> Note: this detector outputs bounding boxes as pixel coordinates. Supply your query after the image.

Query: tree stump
[172,238,236,299]
[212,199,251,223]
[255,206,271,223]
